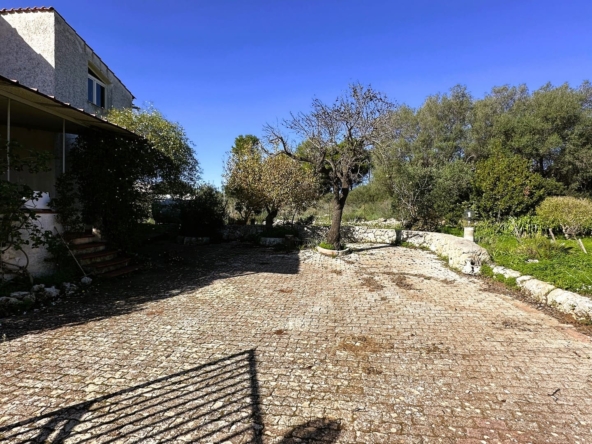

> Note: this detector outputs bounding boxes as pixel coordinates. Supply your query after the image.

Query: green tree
[472,145,561,220]
[224,135,320,228]
[106,106,200,195]
[373,86,474,228]
[266,84,394,248]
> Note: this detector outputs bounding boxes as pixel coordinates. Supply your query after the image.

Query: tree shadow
[0,242,300,342]
[278,418,342,443]
[350,244,397,253]
[0,349,264,443]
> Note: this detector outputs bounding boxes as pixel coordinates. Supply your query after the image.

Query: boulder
[492,266,521,279]
[518,278,556,303]
[10,291,30,300]
[547,289,592,318]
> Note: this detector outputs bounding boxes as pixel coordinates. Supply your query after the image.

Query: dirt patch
[273,329,286,335]
[420,342,450,354]
[278,289,293,294]
[362,365,383,375]
[391,274,414,290]
[337,335,387,355]
[359,277,385,292]
[145,309,164,316]
[495,319,536,332]
[330,270,343,276]
[476,275,592,337]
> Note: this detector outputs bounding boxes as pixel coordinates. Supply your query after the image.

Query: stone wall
[221,224,491,274]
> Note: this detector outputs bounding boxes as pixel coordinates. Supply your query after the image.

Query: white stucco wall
[0,12,56,95]
[54,12,133,113]
[1,213,63,278]
[0,10,133,112]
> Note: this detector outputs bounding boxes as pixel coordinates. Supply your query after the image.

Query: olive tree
[265,84,393,248]
[224,135,319,228]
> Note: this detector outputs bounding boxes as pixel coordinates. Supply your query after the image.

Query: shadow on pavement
[1,242,300,342]
[278,418,342,443]
[0,350,264,443]
[0,348,341,444]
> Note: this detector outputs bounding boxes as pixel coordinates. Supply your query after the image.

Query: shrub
[473,145,561,220]
[179,185,226,239]
[536,196,592,238]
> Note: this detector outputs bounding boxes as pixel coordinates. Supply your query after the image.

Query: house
[1,7,137,277]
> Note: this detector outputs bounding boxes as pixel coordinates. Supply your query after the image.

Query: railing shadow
[0,350,264,444]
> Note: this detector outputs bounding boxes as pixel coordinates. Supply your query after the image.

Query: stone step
[63,232,98,245]
[87,257,131,275]
[70,242,107,256]
[77,249,118,266]
[101,265,141,278]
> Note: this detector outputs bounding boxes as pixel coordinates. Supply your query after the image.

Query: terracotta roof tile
[0,7,55,14]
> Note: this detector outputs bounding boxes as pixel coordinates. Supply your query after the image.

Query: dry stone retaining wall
[221,225,491,274]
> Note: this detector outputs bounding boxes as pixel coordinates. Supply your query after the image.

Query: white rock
[516,276,533,285]
[492,266,521,279]
[44,286,60,298]
[547,289,592,318]
[10,291,30,300]
[32,284,45,292]
[519,279,556,303]
[81,276,92,285]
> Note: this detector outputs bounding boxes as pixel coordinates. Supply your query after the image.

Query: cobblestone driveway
[1,243,591,443]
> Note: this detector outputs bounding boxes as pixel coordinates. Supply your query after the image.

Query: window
[87,68,106,108]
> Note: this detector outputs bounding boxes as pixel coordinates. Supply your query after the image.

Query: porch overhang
[0,74,138,137]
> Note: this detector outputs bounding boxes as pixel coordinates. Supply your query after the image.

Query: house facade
[0,6,133,113]
[0,7,136,278]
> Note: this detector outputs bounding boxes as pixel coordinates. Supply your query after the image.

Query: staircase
[64,232,140,278]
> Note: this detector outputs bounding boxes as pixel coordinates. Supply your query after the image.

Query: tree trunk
[264,208,278,231]
[326,186,349,249]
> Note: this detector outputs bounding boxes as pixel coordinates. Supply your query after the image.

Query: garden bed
[478,235,592,297]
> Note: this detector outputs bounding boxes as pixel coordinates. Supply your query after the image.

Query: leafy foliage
[373,87,474,228]
[265,84,394,247]
[472,145,561,220]
[69,130,177,248]
[536,196,592,238]
[0,140,52,278]
[106,106,201,195]
[50,174,84,232]
[224,135,320,228]
[179,185,226,239]
[478,235,592,295]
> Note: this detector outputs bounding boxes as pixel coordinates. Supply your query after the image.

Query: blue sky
[6,1,592,185]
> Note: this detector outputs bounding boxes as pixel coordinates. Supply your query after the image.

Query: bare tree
[264,84,394,248]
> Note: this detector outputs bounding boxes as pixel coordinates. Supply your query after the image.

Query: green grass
[318,241,335,250]
[478,235,592,296]
[438,226,464,237]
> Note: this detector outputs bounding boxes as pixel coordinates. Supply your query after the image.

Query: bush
[473,145,561,220]
[179,185,226,239]
[152,200,181,224]
[536,196,592,238]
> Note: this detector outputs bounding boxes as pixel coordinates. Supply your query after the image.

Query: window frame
[87,73,106,108]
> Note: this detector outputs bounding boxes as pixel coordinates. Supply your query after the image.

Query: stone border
[493,266,592,320]
[222,225,490,275]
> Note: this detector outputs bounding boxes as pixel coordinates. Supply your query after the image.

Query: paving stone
[0,243,591,443]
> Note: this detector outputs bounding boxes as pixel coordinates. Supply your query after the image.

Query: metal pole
[62,119,65,174]
[6,98,10,181]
